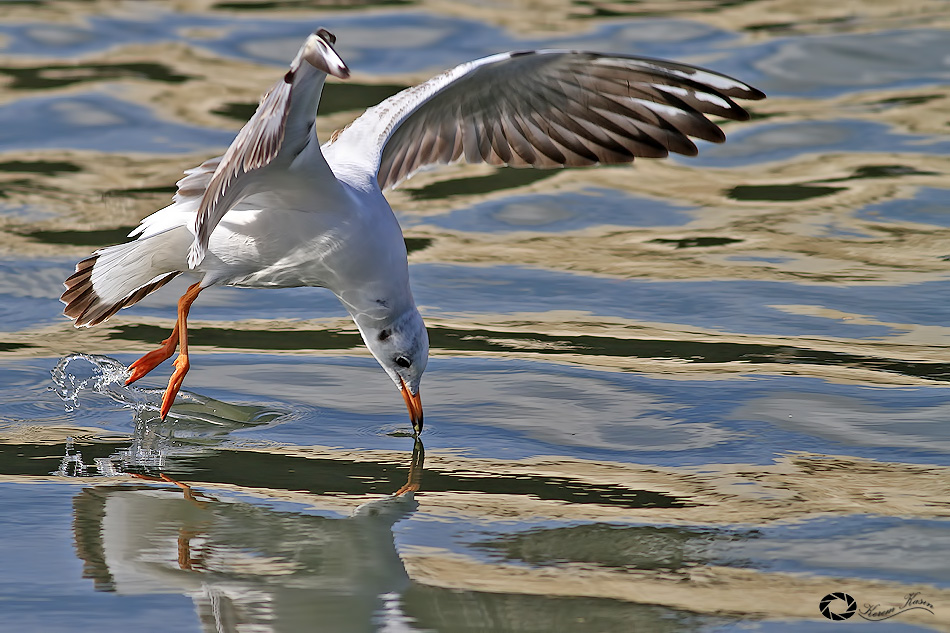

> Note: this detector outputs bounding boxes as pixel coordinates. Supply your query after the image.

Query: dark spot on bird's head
[376,298,388,308]
[378,329,390,341]
[395,356,411,368]
[284,70,294,84]
[316,28,336,45]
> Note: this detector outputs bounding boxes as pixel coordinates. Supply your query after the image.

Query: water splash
[49,353,295,477]
[50,353,136,412]
[50,353,289,425]
[56,436,88,477]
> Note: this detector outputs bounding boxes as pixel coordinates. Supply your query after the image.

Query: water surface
[1,1,949,631]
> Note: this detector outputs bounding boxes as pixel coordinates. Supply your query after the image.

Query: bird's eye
[394,356,411,368]
[378,329,390,341]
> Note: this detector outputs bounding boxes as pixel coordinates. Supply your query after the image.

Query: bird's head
[359,309,429,434]
[298,28,350,79]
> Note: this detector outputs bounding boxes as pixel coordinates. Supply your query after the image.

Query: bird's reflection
[53,355,718,632]
[72,477,420,632]
[66,441,426,633]
[55,353,427,631]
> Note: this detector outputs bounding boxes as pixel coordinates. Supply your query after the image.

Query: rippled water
[1,2,949,632]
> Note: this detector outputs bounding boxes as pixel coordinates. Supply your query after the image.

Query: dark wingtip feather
[728,106,752,122]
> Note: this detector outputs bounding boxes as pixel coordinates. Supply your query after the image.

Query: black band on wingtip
[316,28,336,45]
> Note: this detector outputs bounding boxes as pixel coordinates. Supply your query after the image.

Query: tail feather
[62,228,190,327]
[61,256,96,308]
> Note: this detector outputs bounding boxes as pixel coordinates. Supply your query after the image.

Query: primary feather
[323,50,764,189]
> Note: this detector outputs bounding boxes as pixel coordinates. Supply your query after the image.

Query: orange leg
[158,283,203,419]
[126,322,181,385]
[124,283,202,418]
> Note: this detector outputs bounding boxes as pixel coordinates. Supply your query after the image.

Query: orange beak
[399,378,424,435]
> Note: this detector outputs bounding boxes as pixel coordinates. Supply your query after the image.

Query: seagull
[61,28,764,433]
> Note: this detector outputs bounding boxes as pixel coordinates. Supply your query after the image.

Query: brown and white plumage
[323,49,763,188]
[62,29,763,427]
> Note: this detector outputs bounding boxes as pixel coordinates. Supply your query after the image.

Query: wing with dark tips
[324,50,764,190]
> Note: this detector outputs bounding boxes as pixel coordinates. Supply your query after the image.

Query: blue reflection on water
[689,120,950,168]
[0,94,234,154]
[713,514,950,587]
[859,187,950,228]
[411,264,933,338]
[746,29,950,98]
[0,15,191,57]
[409,188,693,233]
[0,484,200,632]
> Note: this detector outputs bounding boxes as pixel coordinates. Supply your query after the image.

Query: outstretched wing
[186,29,349,268]
[323,50,764,190]
[186,77,294,268]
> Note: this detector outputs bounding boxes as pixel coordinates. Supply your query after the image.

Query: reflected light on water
[0,1,949,631]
